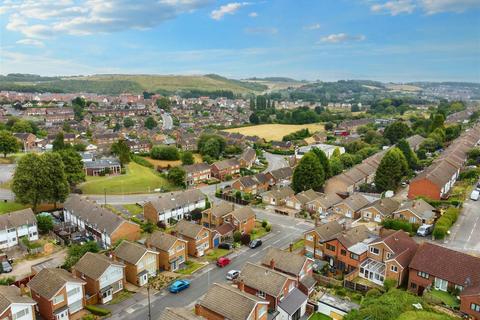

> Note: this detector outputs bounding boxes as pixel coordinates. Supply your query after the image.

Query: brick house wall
[393,209,434,225]
[72,273,100,305]
[151,239,187,271]
[385,260,405,286]
[31,287,69,320]
[111,222,141,244]
[407,268,433,294]
[323,239,365,273]
[367,242,391,262]
[303,231,324,259]
[143,203,158,223]
[460,293,480,319]
[332,203,358,219]
[408,179,441,200]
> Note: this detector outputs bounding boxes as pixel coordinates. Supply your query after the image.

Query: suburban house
[28,268,86,320]
[201,201,235,228]
[303,221,344,260]
[265,167,293,186]
[285,189,321,211]
[238,263,299,311]
[262,187,295,206]
[146,231,188,272]
[13,132,36,150]
[195,283,269,320]
[322,225,374,274]
[393,199,436,225]
[113,241,159,286]
[63,195,141,248]
[0,286,36,320]
[83,157,121,176]
[239,147,257,168]
[143,189,206,224]
[360,198,400,223]
[359,230,418,287]
[183,163,211,186]
[305,192,343,215]
[161,308,201,320]
[72,252,125,304]
[232,176,261,195]
[408,242,480,319]
[295,143,345,160]
[223,207,256,234]
[174,220,211,257]
[210,158,241,180]
[262,247,316,296]
[332,194,373,219]
[406,134,426,151]
[0,208,38,250]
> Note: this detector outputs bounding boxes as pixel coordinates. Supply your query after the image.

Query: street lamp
[147,283,152,320]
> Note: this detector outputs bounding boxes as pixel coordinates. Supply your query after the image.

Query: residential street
[264,151,289,172]
[161,112,173,130]
[446,199,480,254]
[108,211,313,320]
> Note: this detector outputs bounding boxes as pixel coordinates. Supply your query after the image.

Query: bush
[157,221,167,229]
[36,215,54,234]
[265,224,271,232]
[241,233,251,245]
[365,288,382,298]
[233,231,242,243]
[132,155,154,168]
[381,218,413,234]
[82,315,96,320]
[383,279,397,291]
[0,277,15,285]
[433,207,460,239]
[261,220,268,228]
[85,305,111,316]
[433,225,448,240]
[150,146,180,160]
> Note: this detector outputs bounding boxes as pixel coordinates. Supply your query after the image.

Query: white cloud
[0,0,212,39]
[320,33,366,43]
[210,2,249,20]
[371,0,416,15]
[248,12,258,18]
[244,27,278,35]
[303,23,321,30]
[16,38,45,47]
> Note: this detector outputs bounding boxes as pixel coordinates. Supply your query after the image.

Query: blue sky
[0,0,479,82]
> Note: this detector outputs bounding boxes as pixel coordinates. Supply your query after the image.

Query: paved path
[446,199,480,254]
[161,112,173,130]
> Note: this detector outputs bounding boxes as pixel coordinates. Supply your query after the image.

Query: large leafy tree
[292,152,325,192]
[150,146,179,160]
[0,130,19,157]
[181,151,195,165]
[167,167,186,187]
[63,242,99,271]
[123,117,134,128]
[144,116,158,130]
[52,132,66,151]
[43,152,70,208]
[197,134,226,159]
[374,148,408,192]
[396,139,419,171]
[384,121,412,144]
[311,147,332,178]
[59,149,86,186]
[111,139,131,165]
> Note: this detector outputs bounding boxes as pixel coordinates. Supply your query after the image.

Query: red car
[216,257,231,267]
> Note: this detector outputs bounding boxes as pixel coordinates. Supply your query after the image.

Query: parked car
[249,239,262,249]
[226,270,241,281]
[217,257,231,267]
[218,242,234,250]
[470,189,480,201]
[476,181,480,190]
[0,261,12,273]
[169,280,190,293]
[417,224,433,237]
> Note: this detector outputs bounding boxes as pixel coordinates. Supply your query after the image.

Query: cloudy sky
[0,0,479,82]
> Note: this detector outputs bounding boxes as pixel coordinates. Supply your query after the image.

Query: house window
[326,244,336,252]
[455,285,464,292]
[350,253,359,260]
[386,253,392,259]
[370,247,380,255]
[417,271,429,279]
[12,308,29,320]
[258,305,267,318]
[257,290,266,299]
[410,283,417,289]
[390,265,398,273]
[471,303,480,312]
[305,235,313,241]
[340,249,347,256]
[67,287,80,297]
[434,278,448,292]
[53,294,65,305]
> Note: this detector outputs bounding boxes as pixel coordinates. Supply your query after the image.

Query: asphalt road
[161,112,173,130]
[109,210,313,320]
[446,199,480,254]
[0,164,15,201]
[264,152,289,172]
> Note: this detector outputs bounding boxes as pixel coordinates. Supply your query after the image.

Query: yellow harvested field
[145,154,202,169]
[224,123,325,141]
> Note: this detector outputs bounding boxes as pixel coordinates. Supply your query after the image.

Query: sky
[0,0,479,82]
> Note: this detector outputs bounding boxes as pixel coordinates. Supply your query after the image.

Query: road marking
[272,239,282,245]
[125,308,135,314]
[464,213,480,249]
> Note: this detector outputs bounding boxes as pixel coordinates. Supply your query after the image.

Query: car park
[216,257,231,267]
[169,280,190,293]
[249,239,262,249]
[226,270,240,281]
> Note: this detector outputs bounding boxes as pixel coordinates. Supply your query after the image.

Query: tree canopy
[111,139,131,165]
[0,130,19,157]
[197,134,226,159]
[150,146,180,161]
[384,121,412,144]
[144,116,158,130]
[374,147,408,192]
[292,152,325,193]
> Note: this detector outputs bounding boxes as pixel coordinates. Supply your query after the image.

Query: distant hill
[0,73,267,95]
[245,77,301,83]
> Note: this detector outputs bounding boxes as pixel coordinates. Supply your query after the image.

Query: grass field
[224,123,325,141]
[123,204,143,215]
[80,162,174,194]
[397,311,456,320]
[145,154,202,169]
[0,202,28,214]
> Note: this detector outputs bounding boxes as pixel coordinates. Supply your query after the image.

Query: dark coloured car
[249,239,262,249]
[218,242,233,250]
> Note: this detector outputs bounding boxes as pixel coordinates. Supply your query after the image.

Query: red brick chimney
[289,243,293,252]
[269,259,275,269]
[238,279,245,292]
[314,217,319,227]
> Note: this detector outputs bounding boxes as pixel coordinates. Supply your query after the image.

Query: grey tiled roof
[28,268,85,300]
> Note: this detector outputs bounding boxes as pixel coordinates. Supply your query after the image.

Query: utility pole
[147,283,152,320]
[104,188,107,205]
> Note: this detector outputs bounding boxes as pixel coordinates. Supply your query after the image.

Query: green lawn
[291,239,305,251]
[308,313,332,320]
[80,162,174,194]
[397,311,457,320]
[108,291,133,305]
[0,202,29,214]
[176,261,205,275]
[123,204,143,215]
[205,248,231,261]
[427,289,460,308]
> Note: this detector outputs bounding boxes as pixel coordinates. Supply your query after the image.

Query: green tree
[52,132,66,151]
[311,147,332,178]
[0,130,19,157]
[144,116,157,130]
[197,134,226,159]
[324,122,334,131]
[12,153,49,211]
[292,152,325,192]
[43,152,69,208]
[59,149,86,186]
[123,117,134,128]
[36,215,54,234]
[330,157,344,175]
[73,143,86,152]
[156,97,171,111]
[339,153,355,168]
[167,167,186,187]
[11,120,33,133]
[111,139,131,165]
[396,139,418,171]
[63,242,99,271]
[181,151,195,165]
[150,146,179,160]
[430,113,445,132]
[374,148,408,192]
[383,121,412,144]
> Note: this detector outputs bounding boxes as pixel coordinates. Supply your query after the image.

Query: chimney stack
[314,217,319,227]
[269,259,275,270]
[238,279,245,292]
[289,243,293,252]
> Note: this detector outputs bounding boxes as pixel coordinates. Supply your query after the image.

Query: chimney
[238,279,245,292]
[289,243,293,252]
[342,223,347,230]
[269,259,275,270]
[19,284,28,296]
[314,217,319,227]
[195,304,201,316]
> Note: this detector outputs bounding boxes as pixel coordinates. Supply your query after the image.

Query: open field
[80,162,174,195]
[386,83,422,92]
[224,123,325,141]
[144,154,202,169]
[0,202,28,214]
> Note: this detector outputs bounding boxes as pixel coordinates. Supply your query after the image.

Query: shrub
[365,288,382,298]
[383,279,397,292]
[240,233,251,245]
[262,220,268,228]
[381,218,413,233]
[336,287,347,296]
[85,305,111,316]
[433,207,460,239]
[157,221,167,229]
[150,146,180,160]
[265,224,272,232]
[233,231,242,243]
[82,315,96,320]
[132,155,154,168]
[141,222,155,233]
[0,277,15,285]
[433,225,448,240]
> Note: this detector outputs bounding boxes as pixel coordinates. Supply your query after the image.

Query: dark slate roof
[277,288,308,315]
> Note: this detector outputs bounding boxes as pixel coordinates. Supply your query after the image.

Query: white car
[470,190,479,201]
[226,270,240,281]
[417,224,433,237]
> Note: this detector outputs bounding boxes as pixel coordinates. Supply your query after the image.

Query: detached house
[211,159,240,180]
[183,163,211,186]
[13,133,36,150]
[0,286,36,320]
[239,147,257,169]
[174,220,211,257]
[143,189,206,224]
[305,192,343,215]
[201,201,235,229]
[0,208,38,250]
[359,230,417,287]
[196,283,269,320]
[72,253,125,305]
[223,207,256,234]
[28,268,86,320]
[408,242,480,319]
[266,167,293,186]
[332,193,373,219]
[146,231,188,272]
[304,221,344,260]
[286,189,321,211]
[360,198,400,223]
[113,241,159,286]
[63,195,141,248]
[393,199,436,225]
[262,187,295,206]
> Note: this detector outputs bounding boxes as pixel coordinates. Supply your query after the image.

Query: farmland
[224,123,325,141]
[144,154,202,169]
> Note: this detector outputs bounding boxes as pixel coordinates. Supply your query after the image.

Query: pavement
[264,152,289,172]
[109,210,313,320]
[161,112,173,130]
[445,199,480,254]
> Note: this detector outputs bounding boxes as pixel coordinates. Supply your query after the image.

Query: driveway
[446,199,480,254]
[10,249,67,280]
